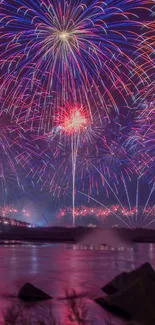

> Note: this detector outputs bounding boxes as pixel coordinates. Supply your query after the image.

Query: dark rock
[102,272,128,295]
[127,262,155,283]
[102,262,155,294]
[18,283,51,301]
[95,297,131,320]
[103,275,155,324]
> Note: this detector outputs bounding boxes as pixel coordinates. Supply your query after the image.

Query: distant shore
[0,225,155,246]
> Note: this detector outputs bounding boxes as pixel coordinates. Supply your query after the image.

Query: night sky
[0,0,154,227]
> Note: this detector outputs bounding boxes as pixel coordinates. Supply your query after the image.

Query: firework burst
[0,0,154,120]
[0,1,154,227]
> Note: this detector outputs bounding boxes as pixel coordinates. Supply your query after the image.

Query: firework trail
[0,110,41,200]
[27,102,109,217]
[0,0,154,120]
[0,111,22,196]
[48,102,93,225]
[57,178,155,228]
[125,100,155,182]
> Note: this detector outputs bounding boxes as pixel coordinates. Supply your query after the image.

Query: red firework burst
[57,104,90,135]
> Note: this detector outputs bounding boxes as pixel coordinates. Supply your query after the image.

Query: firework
[0,204,30,218]
[0,1,154,227]
[19,99,155,229]
[57,180,155,228]
[0,204,18,219]
[48,104,155,228]
[26,102,106,220]
[0,0,154,120]
[125,100,155,181]
[0,203,33,227]
[0,110,40,200]
[0,111,22,196]
[48,103,93,225]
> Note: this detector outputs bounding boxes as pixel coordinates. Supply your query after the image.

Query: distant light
[88,224,96,228]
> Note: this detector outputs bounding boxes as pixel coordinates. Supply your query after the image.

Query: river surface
[0,242,154,324]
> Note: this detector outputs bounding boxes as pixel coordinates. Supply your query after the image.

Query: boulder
[18,283,51,301]
[127,262,155,283]
[95,297,130,320]
[102,272,128,295]
[102,262,155,294]
[99,275,155,324]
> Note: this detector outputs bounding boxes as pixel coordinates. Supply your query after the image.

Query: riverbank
[0,226,155,246]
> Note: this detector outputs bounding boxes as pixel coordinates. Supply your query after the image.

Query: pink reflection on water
[0,243,153,324]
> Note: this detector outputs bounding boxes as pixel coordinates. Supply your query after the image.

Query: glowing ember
[62,108,88,134]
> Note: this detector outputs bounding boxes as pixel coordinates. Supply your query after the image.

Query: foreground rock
[102,262,155,294]
[95,297,131,320]
[102,275,155,324]
[18,283,51,301]
[102,271,128,295]
[95,263,155,324]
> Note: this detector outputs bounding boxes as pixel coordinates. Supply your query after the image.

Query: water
[0,242,154,324]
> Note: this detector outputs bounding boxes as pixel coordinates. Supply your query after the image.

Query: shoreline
[0,226,155,245]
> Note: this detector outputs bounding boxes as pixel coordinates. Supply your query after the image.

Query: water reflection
[71,244,134,252]
[0,242,153,324]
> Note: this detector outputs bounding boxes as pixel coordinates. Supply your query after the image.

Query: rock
[102,262,155,294]
[102,272,128,295]
[18,283,51,301]
[102,275,155,324]
[95,297,131,320]
[127,262,155,283]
